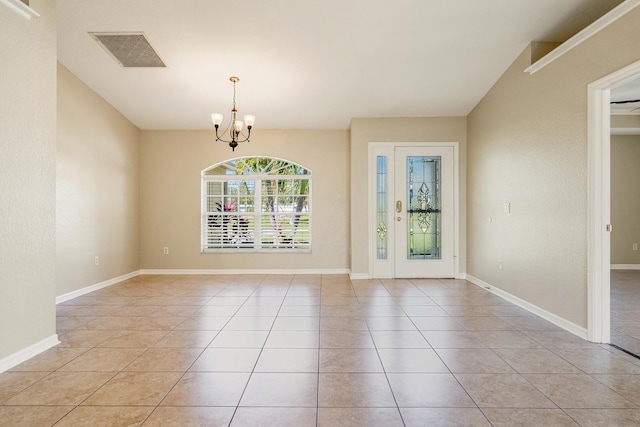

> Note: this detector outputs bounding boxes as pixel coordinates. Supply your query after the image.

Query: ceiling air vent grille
[90,32,166,68]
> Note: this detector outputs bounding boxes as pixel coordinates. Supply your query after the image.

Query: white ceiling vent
[90,32,166,68]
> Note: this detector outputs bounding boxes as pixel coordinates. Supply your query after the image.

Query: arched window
[201,157,311,252]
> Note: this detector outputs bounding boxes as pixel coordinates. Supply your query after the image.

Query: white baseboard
[56,270,141,304]
[611,264,640,270]
[466,274,588,340]
[0,334,59,374]
[139,268,351,276]
[350,272,467,281]
[350,273,372,280]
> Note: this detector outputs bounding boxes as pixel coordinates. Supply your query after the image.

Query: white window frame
[201,157,312,253]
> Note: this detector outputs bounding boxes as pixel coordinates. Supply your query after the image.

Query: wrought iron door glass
[406,156,441,259]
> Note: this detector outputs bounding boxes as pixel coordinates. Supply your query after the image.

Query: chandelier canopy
[211,76,255,151]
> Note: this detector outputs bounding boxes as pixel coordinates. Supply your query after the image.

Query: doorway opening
[588,59,640,345]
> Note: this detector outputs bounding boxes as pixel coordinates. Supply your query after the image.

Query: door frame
[368,142,460,279]
[588,59,640,343]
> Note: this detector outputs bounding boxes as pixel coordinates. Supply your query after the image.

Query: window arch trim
[201,156,312,253]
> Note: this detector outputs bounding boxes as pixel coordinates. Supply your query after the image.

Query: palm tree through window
[201,157,311,252]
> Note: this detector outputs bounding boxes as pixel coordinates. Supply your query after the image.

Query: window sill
[201,248,311,254]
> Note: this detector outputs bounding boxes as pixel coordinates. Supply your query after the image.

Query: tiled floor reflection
[2,274,640,426]
[611,269,640,356]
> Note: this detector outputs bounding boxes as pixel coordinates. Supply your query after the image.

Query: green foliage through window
[202,157,311,252]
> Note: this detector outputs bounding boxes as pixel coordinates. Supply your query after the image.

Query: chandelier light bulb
[211,113,223,126]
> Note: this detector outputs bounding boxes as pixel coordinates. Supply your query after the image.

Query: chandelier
[211,76,255,151]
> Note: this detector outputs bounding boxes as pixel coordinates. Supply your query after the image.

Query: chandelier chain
[232,80,237,112]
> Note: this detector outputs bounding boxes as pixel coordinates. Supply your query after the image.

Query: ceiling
[611,78,640,135]
[611,78,640,115]
[57,0,626,131]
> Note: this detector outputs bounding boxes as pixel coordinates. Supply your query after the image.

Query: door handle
[396,200,402,213]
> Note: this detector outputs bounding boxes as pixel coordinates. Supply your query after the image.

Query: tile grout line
[9,273,640,425]
[137,277,238,425]
[405,278,489,423]
[53,276,194,425]
[227,274,293,426]
[366,278,408,426]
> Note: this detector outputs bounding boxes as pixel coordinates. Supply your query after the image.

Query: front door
[371,144,456,278]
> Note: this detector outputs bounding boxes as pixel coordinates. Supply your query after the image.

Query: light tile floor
[1,274,640,426]
[611,269,640,356]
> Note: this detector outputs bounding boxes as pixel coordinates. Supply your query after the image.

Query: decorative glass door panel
[406,156,441,260]
[376,156,388,260]
[393,146,454,278]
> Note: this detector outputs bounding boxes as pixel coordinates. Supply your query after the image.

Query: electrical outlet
[94,256,99,266]
[498,259,503,270]
[503,203,511,213]
[163,247,169,255]
[634,243,638,251]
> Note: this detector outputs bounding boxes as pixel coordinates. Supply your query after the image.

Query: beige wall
[467,7,640,328]
[611,134,640,265]
[0,0,57,360]
[140,129,350,270]
[350,117,467,277]
[56,64,141,296]
[611,114,640,129]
